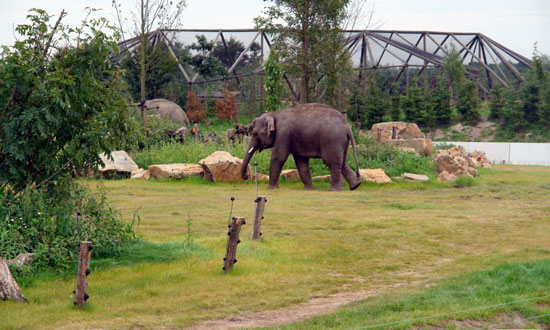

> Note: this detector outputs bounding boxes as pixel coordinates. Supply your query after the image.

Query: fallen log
[0,258,26,302]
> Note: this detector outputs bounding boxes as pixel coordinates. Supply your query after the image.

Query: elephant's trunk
[241,141,258,180]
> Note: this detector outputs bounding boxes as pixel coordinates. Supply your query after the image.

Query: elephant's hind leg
[294,155,315,190]
[343,164,362,190]
[328,165,344,191]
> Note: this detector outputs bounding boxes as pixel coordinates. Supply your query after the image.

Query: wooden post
[74,241,92,306]
[0,258,26,302]
[223,217,245,273]
[252,197,267,240]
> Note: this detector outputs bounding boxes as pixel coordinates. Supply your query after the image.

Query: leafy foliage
[263,51,285,112]
[0,183,135,272]
[0,9,132,194]
[255,0,352,104]
[457,80,481,125]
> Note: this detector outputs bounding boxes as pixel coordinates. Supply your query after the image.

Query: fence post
[74,241,92,306]
[252,197,267,240]
[223,217,245,273]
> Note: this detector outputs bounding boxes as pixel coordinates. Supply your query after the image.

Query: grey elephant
[241,103,362,191]
[141,98,190,126]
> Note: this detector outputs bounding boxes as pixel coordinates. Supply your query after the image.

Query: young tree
[255,0,351,104]
[347,88,367,125]
[390,83,401,121]
[457,80,481,125]
[364,76,386,128]
[401,77,426,125]
[442,43,465,103]
[113,0,187,127]
[432,77,452,125]
[489,85,506,120]
[263,52,285,112]
[0,9,131,194]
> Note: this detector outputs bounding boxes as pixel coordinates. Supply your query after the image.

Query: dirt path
[190,290,372,330]
[189,281,417,330]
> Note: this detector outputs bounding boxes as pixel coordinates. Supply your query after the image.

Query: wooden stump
[223,217,245,274]
[74,241,92,306]
[252,196,267,240]
[0,258,26,302]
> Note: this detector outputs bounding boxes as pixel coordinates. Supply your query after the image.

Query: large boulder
[359,169,392,183]
[281,169,300,180]
[389,138,433,156]
[131,169,151,180]
[403,173,429,182]
[199,151,250,182]
[435,155,472,178]
[99,151,139,178]
[368,122,425,142]
[144,98,190,125]
[148,164,204,179]
[438,171,457,182]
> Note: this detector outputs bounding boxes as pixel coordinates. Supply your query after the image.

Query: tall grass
[131,133,435,178]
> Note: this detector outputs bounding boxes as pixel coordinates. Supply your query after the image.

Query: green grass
[1,165,549,329]
[283,260,550,329]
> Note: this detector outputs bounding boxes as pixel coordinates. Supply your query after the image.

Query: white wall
[433,142,550,166]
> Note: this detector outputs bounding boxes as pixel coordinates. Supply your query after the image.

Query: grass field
[1,165,549,329]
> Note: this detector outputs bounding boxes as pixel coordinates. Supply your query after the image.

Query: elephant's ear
[266,116,275,136]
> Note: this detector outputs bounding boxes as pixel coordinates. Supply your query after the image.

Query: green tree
[121,41,178,101]
[255,0,351,104]
[401,77,426,124]
[347,87,366,125]
[442,43,465,103]
[390,83,401,121]
[263,52,285,112]
[501,88,526,132]
[519,51,548,124]
[0,9,131,194]
[432,77,452,125]
[364,77,386,128]
[489,85,506,120]
[113,0,187,127]
[184,35,228,79]
[457,80,481,125]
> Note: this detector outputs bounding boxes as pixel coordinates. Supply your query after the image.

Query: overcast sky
[1,0,548,58]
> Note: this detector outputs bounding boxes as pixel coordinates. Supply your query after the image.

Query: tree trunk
[300,0,310,104]
[0,258,26,302]
[140,0,148,128]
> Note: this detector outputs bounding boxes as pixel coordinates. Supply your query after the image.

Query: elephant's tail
[348,129,361,179]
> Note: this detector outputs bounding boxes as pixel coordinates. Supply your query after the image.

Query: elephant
[241,103,362,191]
[140,98,190,126]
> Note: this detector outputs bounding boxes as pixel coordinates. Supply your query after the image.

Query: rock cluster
[366,122,433,156]
[435,146,491,182]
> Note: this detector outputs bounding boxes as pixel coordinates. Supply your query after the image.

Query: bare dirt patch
[189,280,418,330]
[430,119,497,142]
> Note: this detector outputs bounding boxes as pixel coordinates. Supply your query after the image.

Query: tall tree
[113,0,186,127]
[442,43,465,104]
[255,0,351,105]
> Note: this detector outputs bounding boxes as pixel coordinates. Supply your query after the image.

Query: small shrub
[0,182,136,273]
[453,176,477,188]
[215,88,238,122]
[186,90,206,123]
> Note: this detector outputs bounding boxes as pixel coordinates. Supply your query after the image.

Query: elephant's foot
[349,179,362,191]
[303,184,316,190]
[267,184,280,189]
[328,186,344,192]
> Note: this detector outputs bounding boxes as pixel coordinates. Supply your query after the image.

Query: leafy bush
[0,182,135,273]
[0,9,132,194]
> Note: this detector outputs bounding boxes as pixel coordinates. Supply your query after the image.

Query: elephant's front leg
[268,147,289,189]
[293,155,315,190]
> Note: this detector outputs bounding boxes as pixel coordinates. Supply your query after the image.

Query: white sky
[0,0,548,58]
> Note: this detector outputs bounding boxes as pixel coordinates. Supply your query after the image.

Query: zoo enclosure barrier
[433,141,550,166]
